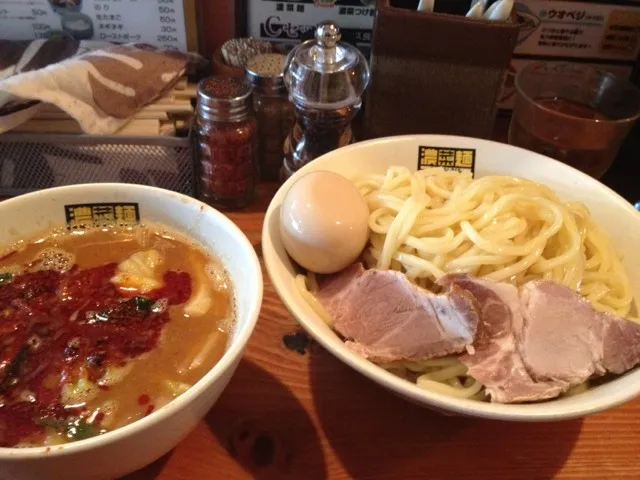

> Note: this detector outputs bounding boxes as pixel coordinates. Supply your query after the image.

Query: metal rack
[0,133,194,197]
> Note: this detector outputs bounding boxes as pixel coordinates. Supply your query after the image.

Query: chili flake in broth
[0,263,192,447]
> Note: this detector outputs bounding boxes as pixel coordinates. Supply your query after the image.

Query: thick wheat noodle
[299,167,634,402]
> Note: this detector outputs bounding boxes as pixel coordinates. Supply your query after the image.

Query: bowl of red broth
[263,135,640,421]
[0,184,262,479]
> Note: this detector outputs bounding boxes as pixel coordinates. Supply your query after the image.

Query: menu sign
[514,0,640,61]
[0,0,188,51]
[246,0,375,55]
[499,0,640,111]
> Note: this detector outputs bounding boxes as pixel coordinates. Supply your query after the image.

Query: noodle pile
[298,167,634,401]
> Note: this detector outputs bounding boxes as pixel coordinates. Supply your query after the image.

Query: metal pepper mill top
[281,22,370,180]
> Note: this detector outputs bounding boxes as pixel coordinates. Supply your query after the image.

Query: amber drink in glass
[509,62,640,179]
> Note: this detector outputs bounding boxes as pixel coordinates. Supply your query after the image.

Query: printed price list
[0,0,187,51]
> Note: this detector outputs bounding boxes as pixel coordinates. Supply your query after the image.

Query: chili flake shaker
[281,22,370,180]
[245,53,295,181]
[195,76,258,210]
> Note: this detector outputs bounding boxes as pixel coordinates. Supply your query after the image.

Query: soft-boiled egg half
[280,170,370,274]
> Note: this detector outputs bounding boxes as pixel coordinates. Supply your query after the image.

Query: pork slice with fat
[520,281,640,383]
[602,315,640,374]
[315,266,480,363]
[439,274,564,403]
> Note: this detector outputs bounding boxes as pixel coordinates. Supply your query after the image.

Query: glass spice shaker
[195,76,258,210]
[281,22,370,180]
[245,53,294,182]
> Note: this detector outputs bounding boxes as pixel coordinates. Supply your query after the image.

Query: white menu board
[0,0,187,51]
[247,0,375,54]
[514,0,640,61]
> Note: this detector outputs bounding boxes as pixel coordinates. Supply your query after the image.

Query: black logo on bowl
[64,203,140,229]
[417,146,476,176]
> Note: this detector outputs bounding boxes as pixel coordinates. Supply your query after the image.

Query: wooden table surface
[121,178,640,480]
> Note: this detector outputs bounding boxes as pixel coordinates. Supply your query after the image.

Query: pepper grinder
[281,22,370,180]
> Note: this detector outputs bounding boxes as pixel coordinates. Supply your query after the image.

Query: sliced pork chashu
[520,281,640,381]
[438,274,564,403]
[316,265,480,363]
[446,275,640,403]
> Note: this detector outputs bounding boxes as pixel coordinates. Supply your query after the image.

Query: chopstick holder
[362,0,518,140]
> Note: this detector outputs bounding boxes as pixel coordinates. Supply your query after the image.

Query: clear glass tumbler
[508,62,640,179]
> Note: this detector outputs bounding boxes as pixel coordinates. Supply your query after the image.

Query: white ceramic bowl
[0,184,263,480]
[262,135,640,422]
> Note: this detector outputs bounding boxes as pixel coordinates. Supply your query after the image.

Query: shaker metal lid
[284,21,370,108]
[245,53,287,89]
[197,76,253,107]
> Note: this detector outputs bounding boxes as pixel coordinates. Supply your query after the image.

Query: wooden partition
[195,0,240,58]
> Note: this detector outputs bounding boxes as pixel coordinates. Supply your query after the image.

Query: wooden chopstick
[14,119,161,136]
[18,77,195,137]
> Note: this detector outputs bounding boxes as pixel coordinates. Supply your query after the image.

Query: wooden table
[121,179,640,480]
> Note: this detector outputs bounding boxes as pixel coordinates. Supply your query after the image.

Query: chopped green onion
[36,418,62,430]
[133,296,154,312]
[0,272,13,286]
[90,296,153,324]
[36,417,103,441]
[0,346,29,392]
[66,419,102,441]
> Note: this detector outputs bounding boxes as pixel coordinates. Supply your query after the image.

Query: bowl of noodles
[262,134,640,421]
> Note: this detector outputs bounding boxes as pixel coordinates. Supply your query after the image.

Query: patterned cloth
[0,37,193,134]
